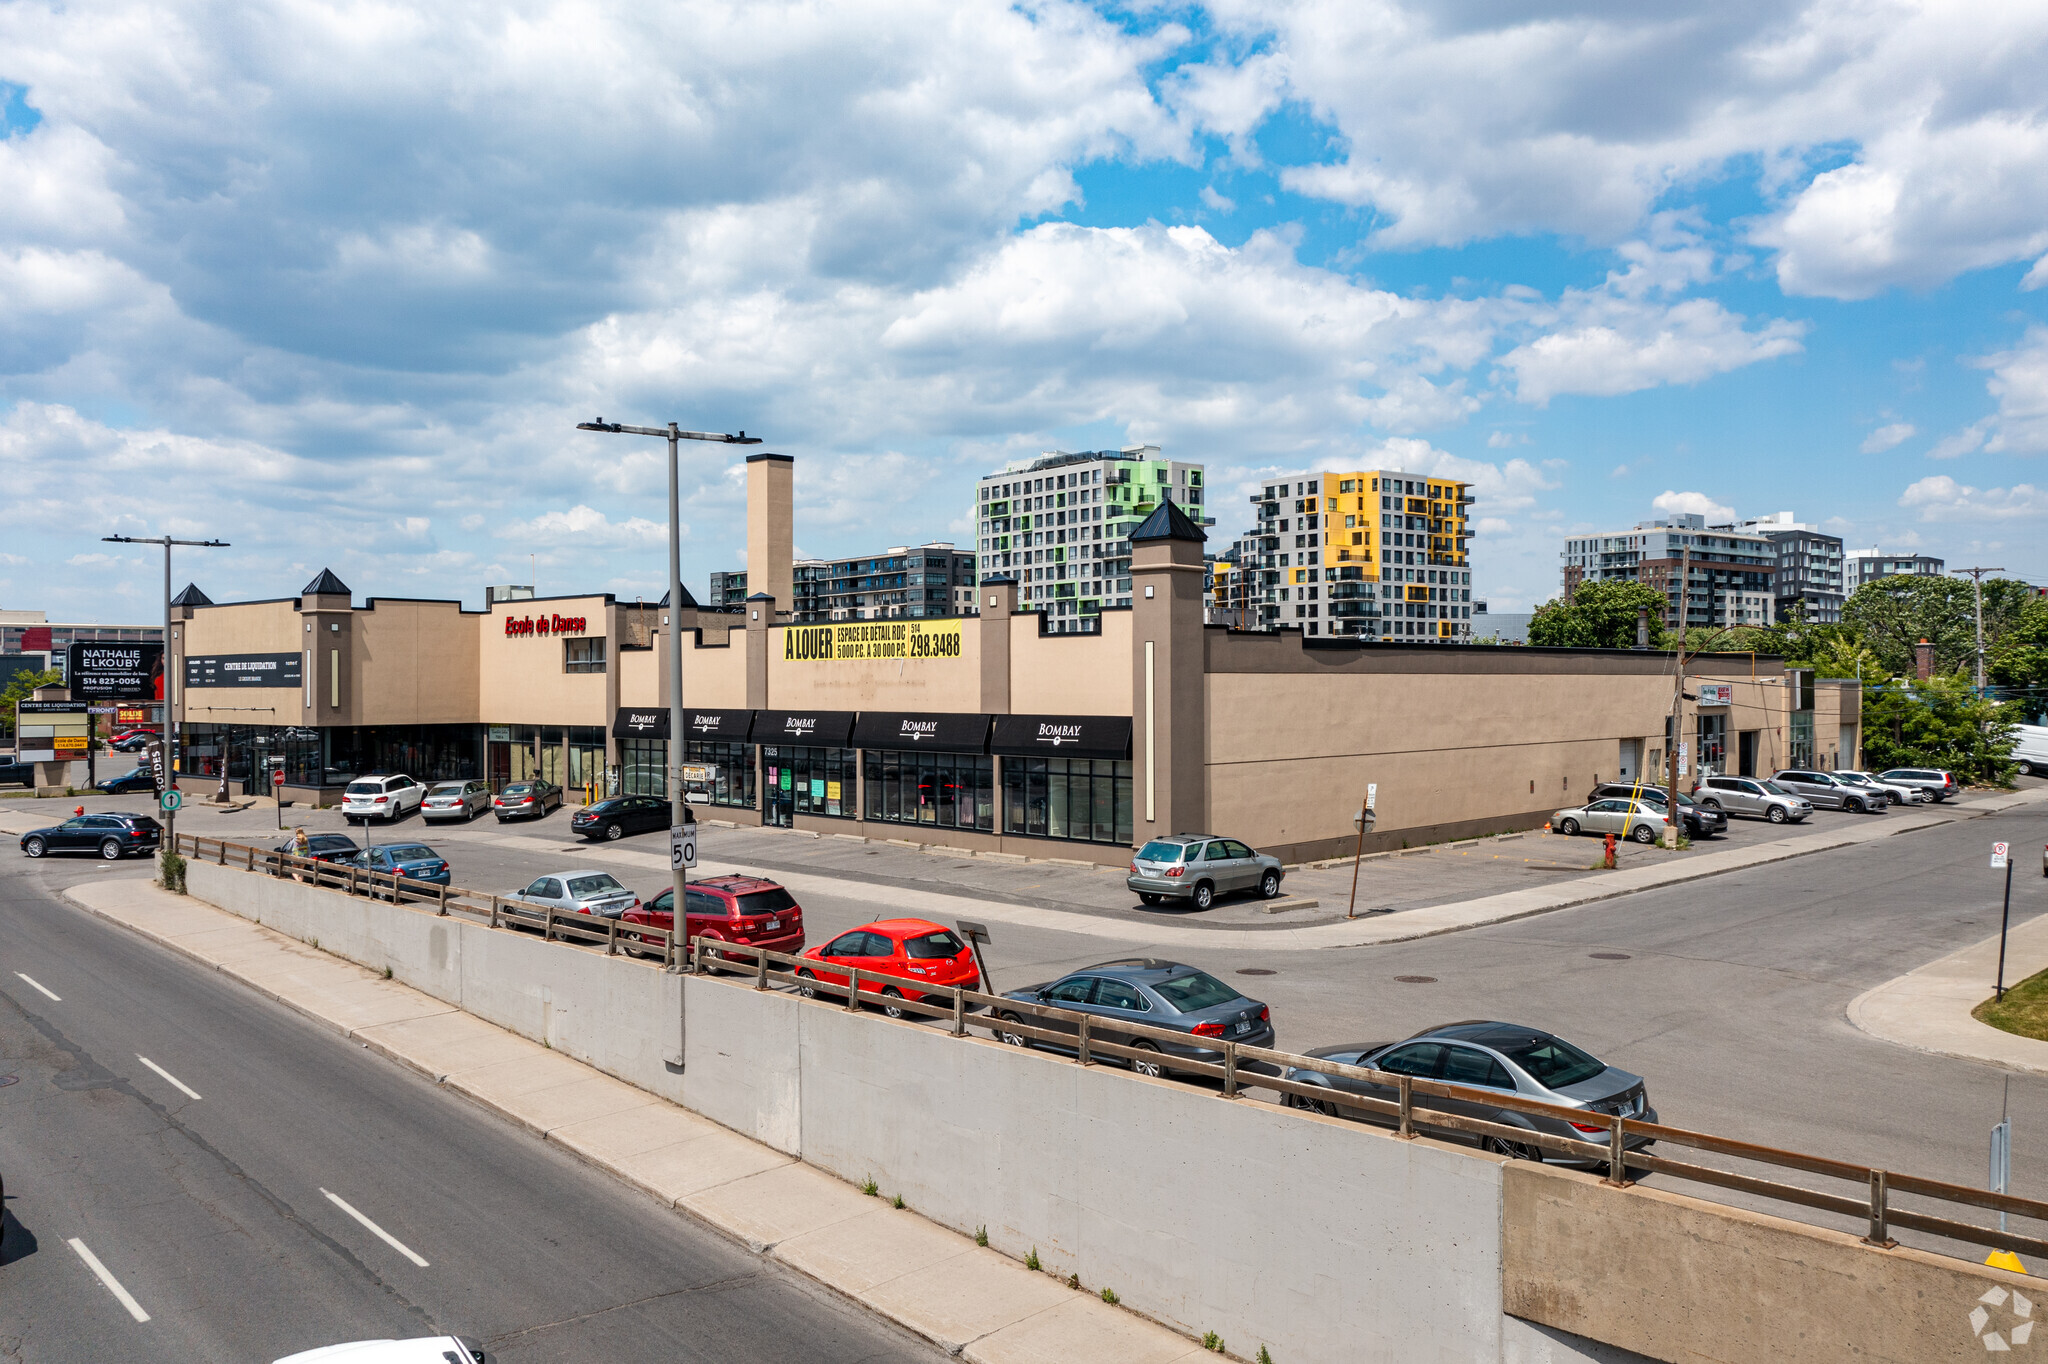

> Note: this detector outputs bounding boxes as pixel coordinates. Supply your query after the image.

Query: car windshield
[1495,1034,1606,1089]
[1136,841,1187,863]
[428,783,465,796]
[904,930,965,959]
[1759,780,1794,796]
[735,888,797,915]
[566,874,625,896]
[346,781,381,795]
[385,846,435,861]
[1153,970,1240,1013]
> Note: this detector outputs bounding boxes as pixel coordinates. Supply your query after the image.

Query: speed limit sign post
[1996,842,2016,1000]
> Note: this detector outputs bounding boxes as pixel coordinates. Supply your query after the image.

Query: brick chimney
[1914,638,1935,680]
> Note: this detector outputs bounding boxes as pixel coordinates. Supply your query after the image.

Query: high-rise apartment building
[972,445,1209,633]
[1561,515,1776,630]
[1206,535,1262,629]
[1244,468,1475,640]
[791,543,976,622]
[1845,548,1946,588]
[1731,513,1845,624]
[707,570,750,608]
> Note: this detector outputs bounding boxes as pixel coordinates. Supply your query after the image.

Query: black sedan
[96,768,159,794]
[274,832,362,864]
[991,958,1274,1077]
[21,812,163,860]
[571,795,671,842]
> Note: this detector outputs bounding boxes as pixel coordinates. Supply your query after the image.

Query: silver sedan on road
[506,870,640,920]
[422,780,492,821]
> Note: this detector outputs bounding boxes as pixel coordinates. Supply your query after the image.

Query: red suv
[621,875,805,964]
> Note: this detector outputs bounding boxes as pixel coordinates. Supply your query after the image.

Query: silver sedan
[422,779,492,821]
[1550,798,1665,844]
[506,869,641,920]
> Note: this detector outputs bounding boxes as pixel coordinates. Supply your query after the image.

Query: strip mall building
[170,456,1861,865]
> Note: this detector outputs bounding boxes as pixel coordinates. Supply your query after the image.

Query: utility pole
[102,533,230,863]
[1664,546,1691,846]
[577,419,761,960]
[1950,567,2005,692]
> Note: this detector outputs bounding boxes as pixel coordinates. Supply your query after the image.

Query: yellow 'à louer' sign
[783,620,963,662]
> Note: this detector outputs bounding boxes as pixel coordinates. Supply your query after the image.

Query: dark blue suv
[21,812,163,860]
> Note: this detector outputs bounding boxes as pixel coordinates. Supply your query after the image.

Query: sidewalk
[1849,908,2048,1076]
[63,878,1208,1363]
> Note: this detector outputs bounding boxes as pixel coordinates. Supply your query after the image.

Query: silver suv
[1128,836,1284,911]
[1770,769,1884,813]
[1696,775,1813,824]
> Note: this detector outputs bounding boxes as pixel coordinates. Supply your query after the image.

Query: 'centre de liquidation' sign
[185,652,304,688]
[783,621,962,663]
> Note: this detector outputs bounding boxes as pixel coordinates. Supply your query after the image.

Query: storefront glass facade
[484,725,605,791]
[184,723,486,787]
[617,737,757,809]
[862,750,995,831]
[1001,757,1133,845]
[762,744,856,822]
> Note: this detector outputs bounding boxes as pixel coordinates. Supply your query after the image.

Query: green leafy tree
[1860,671,2021,786]
[1529,581,1672,649]
[1988,595,2048,714]
[1841,575,2037,678]
[0,666,61,746]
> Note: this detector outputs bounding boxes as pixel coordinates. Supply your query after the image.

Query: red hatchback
[796,918,981,1017]
[620,875,805,963]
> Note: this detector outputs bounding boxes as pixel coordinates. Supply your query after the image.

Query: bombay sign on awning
[850,712,993,752]
[989,713,1133,761]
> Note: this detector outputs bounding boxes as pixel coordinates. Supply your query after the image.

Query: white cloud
[1499,296,1804,406]
[1860,422,1915,454]
[1927,420,1990,461]
[1978,328,2048,454]
[496,505,666,546]
[1651,489,1736,523]
[1900,475,2048,521]
[1198,185,1235,213]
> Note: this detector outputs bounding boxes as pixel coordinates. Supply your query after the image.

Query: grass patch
[1974,968,2048,1040]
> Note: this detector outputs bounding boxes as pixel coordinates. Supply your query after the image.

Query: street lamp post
[576,419,761,961]
[103,533,230,862]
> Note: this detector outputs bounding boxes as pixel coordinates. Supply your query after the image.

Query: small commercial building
[170,456,1858,864]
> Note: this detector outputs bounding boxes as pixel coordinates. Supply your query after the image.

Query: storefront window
[1789,712,1814,769]
[862,750,994,831]
[1001,757,1132,845]
[763,745,855,819]
[1696,713,1727,777]
[618,738,757,809]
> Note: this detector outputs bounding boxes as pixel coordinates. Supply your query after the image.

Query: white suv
[341,774,425,824]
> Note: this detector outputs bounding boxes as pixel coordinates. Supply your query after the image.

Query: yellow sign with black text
[783,620,963,663]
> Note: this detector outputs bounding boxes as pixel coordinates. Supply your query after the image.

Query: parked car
[274,1336,491,1364]
[571,794,671,842]
[341,773,425,824]
[0,757,35,787]
[339,843,451,886]
[990,958,1274,1076]
[1831,770,1925,805]
[20,811,163,860]
[1877,767,1960,802]
[1127,835,1285,910]
[421,780,492,822]
[96,767,158,794]
[1584,783,1726,839]
[2016,725,2048,779]
[794,917,979,1017]
[272,832,362,863]
[1281,1020,1657,1165]
[109,729,154,752]
[493,780,562,822]
[1550,798,1665,843]
[506,869,639,919]
[1695,775,1813,824]
[623,874,806,963]
[1770,769,1885,813]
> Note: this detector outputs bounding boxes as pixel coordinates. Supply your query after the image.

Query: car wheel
[2020,760,2036,777]
[1699,797,1721,811]
[1482,1135,1543,1162]
[994,1012,1031,1048]
[1259,869,1281,899]
[796,969,819,999]
[1557,818,1581,836]
[1129,1040,1165,1078]
[1138,892,1162,905]
[23,837,45,858]
[1630,823,1656,845]
[1290,1089,1335,1117]
[1767,805,1789,824]
[605,823,623,841]
[881,987,906,1019]
[100,838,124,860]
[1191,881,1215,911]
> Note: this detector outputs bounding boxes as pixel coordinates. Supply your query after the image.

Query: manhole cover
[1590,952,1632,961]
[1236,968,1277,976]
[1393,975,1437,984]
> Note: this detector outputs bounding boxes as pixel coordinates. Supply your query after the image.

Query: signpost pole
[666,425,688,961]
[1997,845,2015,999]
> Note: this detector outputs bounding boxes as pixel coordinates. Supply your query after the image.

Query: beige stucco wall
[476,596,611,726]
[764,620,983,712]
[353,599,479,725]
[678,634,748,709]
[1009,611,1130,715]
[617,645,660,709]
[181,599,303,725]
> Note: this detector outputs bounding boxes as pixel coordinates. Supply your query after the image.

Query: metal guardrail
[175,833,2048,1265]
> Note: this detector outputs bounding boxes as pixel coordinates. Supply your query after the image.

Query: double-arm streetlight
[576,420,760,951]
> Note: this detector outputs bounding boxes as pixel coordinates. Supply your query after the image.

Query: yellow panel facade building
[1247,468,1475,641]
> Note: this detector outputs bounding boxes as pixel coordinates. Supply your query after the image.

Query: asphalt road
[0,853,947,1363]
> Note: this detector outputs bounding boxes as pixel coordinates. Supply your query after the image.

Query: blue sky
[4,1,2048,620]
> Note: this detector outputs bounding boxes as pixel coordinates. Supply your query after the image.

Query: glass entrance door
[763,751,795,827]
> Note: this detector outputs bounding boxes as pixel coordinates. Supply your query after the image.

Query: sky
[4,0,2048,620]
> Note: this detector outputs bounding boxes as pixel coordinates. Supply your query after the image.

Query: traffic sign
[272,770,285,786]
[669,824,697,871]
[160,789,184,812]
[1994,842,2010,869]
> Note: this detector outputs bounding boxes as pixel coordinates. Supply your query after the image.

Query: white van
[2016,724,2048,779]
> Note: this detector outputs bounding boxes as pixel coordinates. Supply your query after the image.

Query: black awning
[851,712,993,752]
[683,708,755,743]
[754,709,857,748]
[611,708,670,739]
[990,713,1133,761]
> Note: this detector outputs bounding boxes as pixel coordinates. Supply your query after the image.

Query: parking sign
[1992,842,2009,869]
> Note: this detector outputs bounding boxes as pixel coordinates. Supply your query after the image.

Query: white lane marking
[67,1238,151,1322]
[135,1056,201,1101]
[15,972,60,1001]
[321,1189,429,1267]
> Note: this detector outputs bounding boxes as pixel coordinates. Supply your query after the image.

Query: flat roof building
[1846,548,1945,587]
[1562,514,1776,631]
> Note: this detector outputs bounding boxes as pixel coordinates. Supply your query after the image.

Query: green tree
[1528,581,1672,649]
[1989,594,2048,714]
[1840,574,2036,678]
[1860,671,2021,786]
[0,666,61,746]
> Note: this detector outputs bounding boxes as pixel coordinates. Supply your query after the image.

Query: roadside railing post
[1397,1075,1415,1139]
[437,884,448,916]
[488,894,501,929]
[1865,1170,1896,1247]
[951,987,965,1037]
[693,935,707,976]
[1222,1042,1239,1098]
[846,966,861,1012]
[1077,1015,1092,1066]
[544,907,555,942]
[755,948,768,991]
[606,916,618,956]
[1607,1119,1629,1186]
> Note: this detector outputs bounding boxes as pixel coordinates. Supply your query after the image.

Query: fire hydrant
[1602,832,1617,870]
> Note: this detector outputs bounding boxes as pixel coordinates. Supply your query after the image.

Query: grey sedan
[1550,798,1665,843]
[991,958,1274,1076]
[423,779,492,821]
[507,869,641,920]
[1127,835,1284,910]
[1282,1020,1656,1165]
